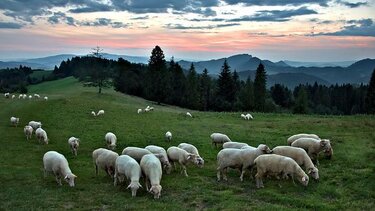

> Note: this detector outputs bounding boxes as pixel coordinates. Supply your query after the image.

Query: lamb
[114,155,142,197]
[68,137,80,156]
[210,133,231,148]
[24,125,33,140]
[167,146,201,177]
[165,131,172,142]
[272,146,319,180]
[105,132,117,150]
[137,108,142,114]
[44,96,48,101]
[43,151,77,187]
[287,133,320,145]
[35,127,48,144]
[10,117,20,127]
[216,144,273,182]
[97,109,105,116]
[254,154,309,188]
[92,148,119,177]
[140,154,162,199]
[145,145,172,174]
[223,141,249,149]
[28,121,42,130]
[186,112,192,117]
[245,113,253,120]
[177,143,204,167]
[91,111,96,116]
[291,138,332,165]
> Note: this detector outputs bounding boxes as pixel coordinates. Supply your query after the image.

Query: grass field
[1,77,374,210]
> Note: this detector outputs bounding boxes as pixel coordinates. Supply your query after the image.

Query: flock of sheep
[7,96,333,199]
[4,92,48,100]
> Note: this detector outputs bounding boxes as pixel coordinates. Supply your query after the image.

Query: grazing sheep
[144,108,150,112]
[291,138,332,165]
[12,95,15,99]
[165,131,172,142]
[223,141,249,149]
[245,113,253,120]
[28,95,32,99]
[18,94,22,99]
[210,133,231,148]
[91,111,96,116]
[149,106,154,111]
[240,114,246,119]
[167,146,201,177]
[22,94,27,99]
[140,154,162,199]
[24,125,33,140]
[216,144,273,182]
[35,128,48,144]
[186,112,192,117]
[43,151,77,187]
[28,121,42,130]
[137,108,142,114]
[122,147,152,162]
[92,148,119,177]
[68,137,80,156]
[145,145,172,174]
[287,133,320,146]
[44,96,48,101]
[272,146,319,180]
[34,94,40,98]
[10,117,20,127]
[114,155,142,197]
[97,109,105,116]
[105,132,117,150]
[177,143,204,167]
[324,147,333,160]
[254,154,309,188]
[4,92,10,98]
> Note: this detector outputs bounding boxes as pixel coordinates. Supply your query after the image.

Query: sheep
[272,146,319,180]
[241,114,246,119]
[186,112,192,117]
[210,133,231,148]
[24,125,33,140]
[149,106,154,111]
[287,133,320,146]
[167,146,201,177]
[34,94,40,98]
[44,96,48,101]
[18,94,22,99]
[291,138,332,165]
[97,109,105,116]
[12,95,15,99]
[91,111,96,116]
[165,131,172,142]
[145,145,172,174]
[137,108,142,114]
[122,147,168,166]
[92,148,119,177]
[68,137,80,156]
[43,151,77,187]
[28,121,42,130]
[177,143,204,167]
[10,117,20,127]
[223,141,249,149]
[254,154,309,188]
[245,113,253,120]
[140,154,162,199]
[144,108,150,112]
[28,95,32,99]
[105,132,117,150]
[4,92,10,98]
[114,155,142,197]
[35,127,48,144]
[22,94,27,99]
[216,144,273,182]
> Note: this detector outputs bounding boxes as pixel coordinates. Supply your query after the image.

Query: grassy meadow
[0,77,374,210]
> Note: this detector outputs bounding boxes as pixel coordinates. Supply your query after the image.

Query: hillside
[0,77,374,210]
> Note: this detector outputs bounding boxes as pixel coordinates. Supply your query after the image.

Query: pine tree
[147,45,168,104]
[293,87,308,114]
[199,68,211,111]
[169,60,186,106]
[239,76,254,111]
[185,63,200,109]
[365,68,375,114]
[254,63,267,111]
[215,59,235,111]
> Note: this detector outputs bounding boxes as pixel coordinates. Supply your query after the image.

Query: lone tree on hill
[365,68,375,114]
[86,46,111,94]
[254,63,267,111]
[147,45,168,104]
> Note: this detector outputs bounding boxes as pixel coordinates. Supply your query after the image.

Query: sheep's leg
[44,169,47,178]
[255,172,264,188]
[223,168,228,181]
[95,164,98,176]
[216,167,221,181]
[291,174,297,186]
[114,173,118,186]
[181,163,188,177]
[145,177,150,191]
[56,175,62,186]
[240,166,247,182]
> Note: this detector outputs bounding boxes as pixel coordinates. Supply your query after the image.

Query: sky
[0,0,374,62]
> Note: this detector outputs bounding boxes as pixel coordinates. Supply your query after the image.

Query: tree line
[51,45,375,115]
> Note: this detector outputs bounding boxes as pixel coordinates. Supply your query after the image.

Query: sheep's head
[128,181,142,197]
[258,144,272,154]
[149,185,162,199]
[324,146,333,159]
[196,157,205,168]
[64,173,77,187]
[298,174,309,186]
[308,167,319,180]
[187,154,200,166]
[320,139,331,149]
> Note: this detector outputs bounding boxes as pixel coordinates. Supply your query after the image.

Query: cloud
[130,16,150,20]
[165,23,240,30]
[228,7,318,22]
[80,18,129,28]
[48,12,76,26]
[0,21,23,29]
[318,19,375,36]
[336,0,368,8]
[222,0,330,7]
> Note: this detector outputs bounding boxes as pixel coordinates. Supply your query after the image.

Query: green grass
[1,77,374,210]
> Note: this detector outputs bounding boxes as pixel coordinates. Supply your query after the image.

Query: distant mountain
[0,61,49,69]
[21,54,76,69]
[283,60,355,68]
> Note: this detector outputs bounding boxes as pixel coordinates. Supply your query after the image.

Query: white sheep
[149,106,154,111]
[145,145,172,174]
[43,151,77,187]
[97,109,105,116]
[68,137,80,156]
[28,95,32,99]
[254,154,309,188]
[137,108,142,114]
[10,117,20,127]
[91,111,96,116]
[241,114,246,119]
[28,121,42,130]
[4,92,10,98]
[165,131,172,142]
[36,127,48,144]
[291,138,332,165]
[140,154,162,199]
[144,108,150,112]
[24,125,33,140]
[167,146,200,177]
[216,144,272,182]
[287,133,320,145]
[223,141,249,149]
[34,94,40,98]
[114,155,142,197]
[245,113,253,120]
[177,143,204,167]
[18,94,22,99]
[12,95,15,99]
[186,112,192,117]
[22,94,27,99]
[210,132,231,148]
[122,147,152,162]
[44,96,48,101]
[92,148,119,177]
[272,146,319,180]
[105,132,117,150]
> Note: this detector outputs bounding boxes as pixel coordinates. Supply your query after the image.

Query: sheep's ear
[307,168,312,174]
[187,155,192,160]
[72,174,77,178]
[64,175,68,180]
[127,184,131,189]
[320,141,326,147]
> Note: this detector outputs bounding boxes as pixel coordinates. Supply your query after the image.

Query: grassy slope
[0,77,374,210]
